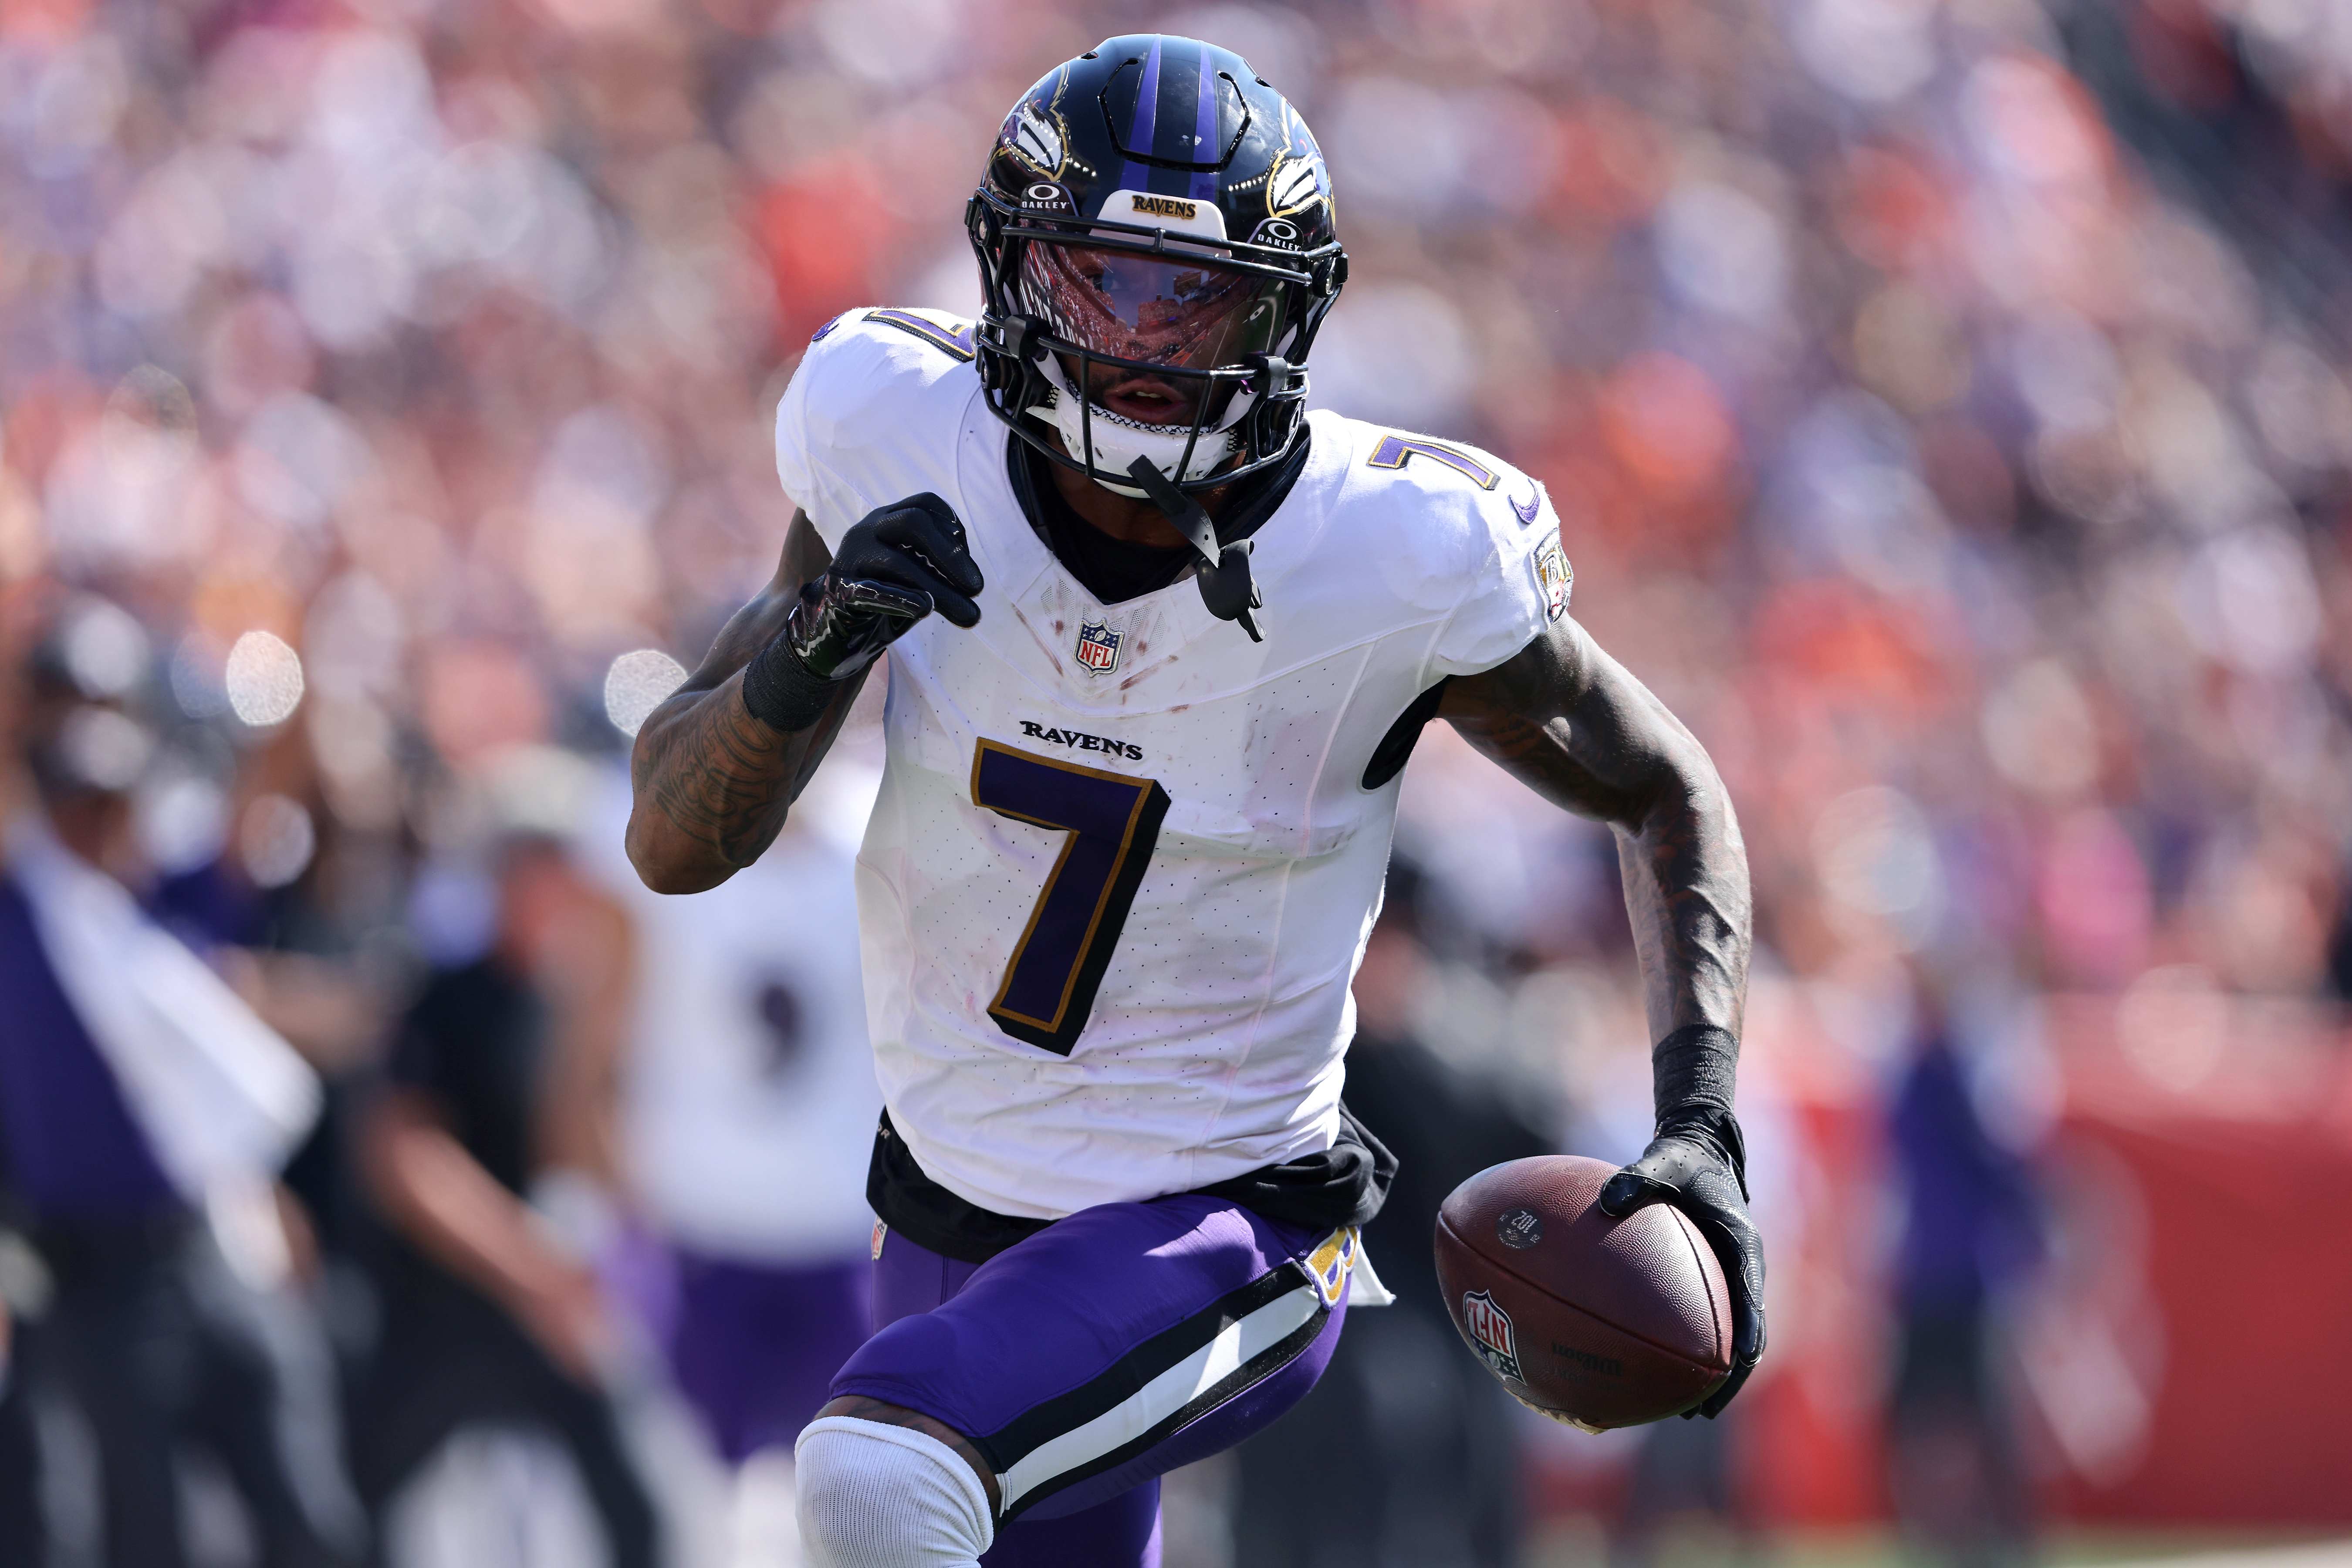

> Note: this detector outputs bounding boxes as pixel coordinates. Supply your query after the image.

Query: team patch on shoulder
[1532,531,1571,622]
[863,308,977,361]
[1074,619,1122,675]
[1364,433,1500,490]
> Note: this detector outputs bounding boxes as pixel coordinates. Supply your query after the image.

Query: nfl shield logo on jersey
[1075,620,1122,675]
[1461,1289,1523,1382]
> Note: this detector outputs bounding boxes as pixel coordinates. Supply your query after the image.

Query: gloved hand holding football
[1598,1125,1766,1419]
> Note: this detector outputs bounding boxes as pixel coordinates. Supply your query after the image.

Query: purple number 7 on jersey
[1365,433,1500,490]
[972,740,1172,1054]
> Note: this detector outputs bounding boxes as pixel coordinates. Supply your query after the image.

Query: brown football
[1434,1155,1731,1430]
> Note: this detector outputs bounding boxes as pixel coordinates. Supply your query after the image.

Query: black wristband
[1651,1023,1748,1198]
[739,632,839,734]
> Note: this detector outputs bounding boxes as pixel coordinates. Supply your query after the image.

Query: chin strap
[1124,457,1264,642]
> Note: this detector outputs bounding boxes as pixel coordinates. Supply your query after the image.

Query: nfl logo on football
[1461,1289,1522,1382]
[1075,620,1122,675]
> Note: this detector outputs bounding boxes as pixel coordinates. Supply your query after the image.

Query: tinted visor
[1018,242,1287,372]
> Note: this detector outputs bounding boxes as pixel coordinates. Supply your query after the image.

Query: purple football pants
[666,1251,871,1465]
[830,1195,1352,1567]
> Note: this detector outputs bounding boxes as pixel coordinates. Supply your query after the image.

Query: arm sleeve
[1428,482,1571,678]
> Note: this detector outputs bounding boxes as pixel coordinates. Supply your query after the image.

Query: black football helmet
[967,35,1347,501]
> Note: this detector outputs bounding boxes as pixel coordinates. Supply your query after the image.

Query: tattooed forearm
[625,510,856,893]
[1442,618,1751,1039]
[639,669,861,866]
[1613,768,1750,1040]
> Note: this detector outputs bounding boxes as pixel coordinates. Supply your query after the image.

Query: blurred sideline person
[353,783,659,1568]
[573,749,883,1541]
[0,594,364,1568]
[1886,984,2042,1568]
[627,36,1762,1568]
[1605,1405,1753,1568]
[1234,880,1550,1568]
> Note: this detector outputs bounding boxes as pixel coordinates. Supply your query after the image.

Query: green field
[1528,1523,2352,1568]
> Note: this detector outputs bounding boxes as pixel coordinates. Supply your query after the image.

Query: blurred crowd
[3,0,2351,1562]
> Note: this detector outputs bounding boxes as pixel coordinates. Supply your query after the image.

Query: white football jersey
[774,307,1569,1221]
[578,763,883,1261]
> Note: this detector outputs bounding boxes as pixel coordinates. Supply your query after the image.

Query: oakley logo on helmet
[1023,182,1072,210]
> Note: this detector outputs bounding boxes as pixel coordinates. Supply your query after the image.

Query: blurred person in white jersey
[627,35,1765,1568]
[574,737,882,1533]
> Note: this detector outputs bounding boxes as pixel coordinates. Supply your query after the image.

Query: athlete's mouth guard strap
[1125,457,1264,642]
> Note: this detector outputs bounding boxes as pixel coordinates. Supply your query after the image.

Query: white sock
[794,1416,994,1568]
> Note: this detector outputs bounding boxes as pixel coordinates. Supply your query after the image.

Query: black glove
[741,493,983,732]
[1597,1024,1765,1419]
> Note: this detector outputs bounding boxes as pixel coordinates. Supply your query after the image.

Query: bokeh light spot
[225,630,306,727]
[57,708,154,793]
[604,648,689,737]
[54,596,151,698]
[240,793,316,888]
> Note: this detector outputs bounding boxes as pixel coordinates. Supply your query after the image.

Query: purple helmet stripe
[1118,37,1163,193]
[1188,43,1221,200]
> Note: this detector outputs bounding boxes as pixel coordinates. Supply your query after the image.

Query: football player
[627,36,1763,1568]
